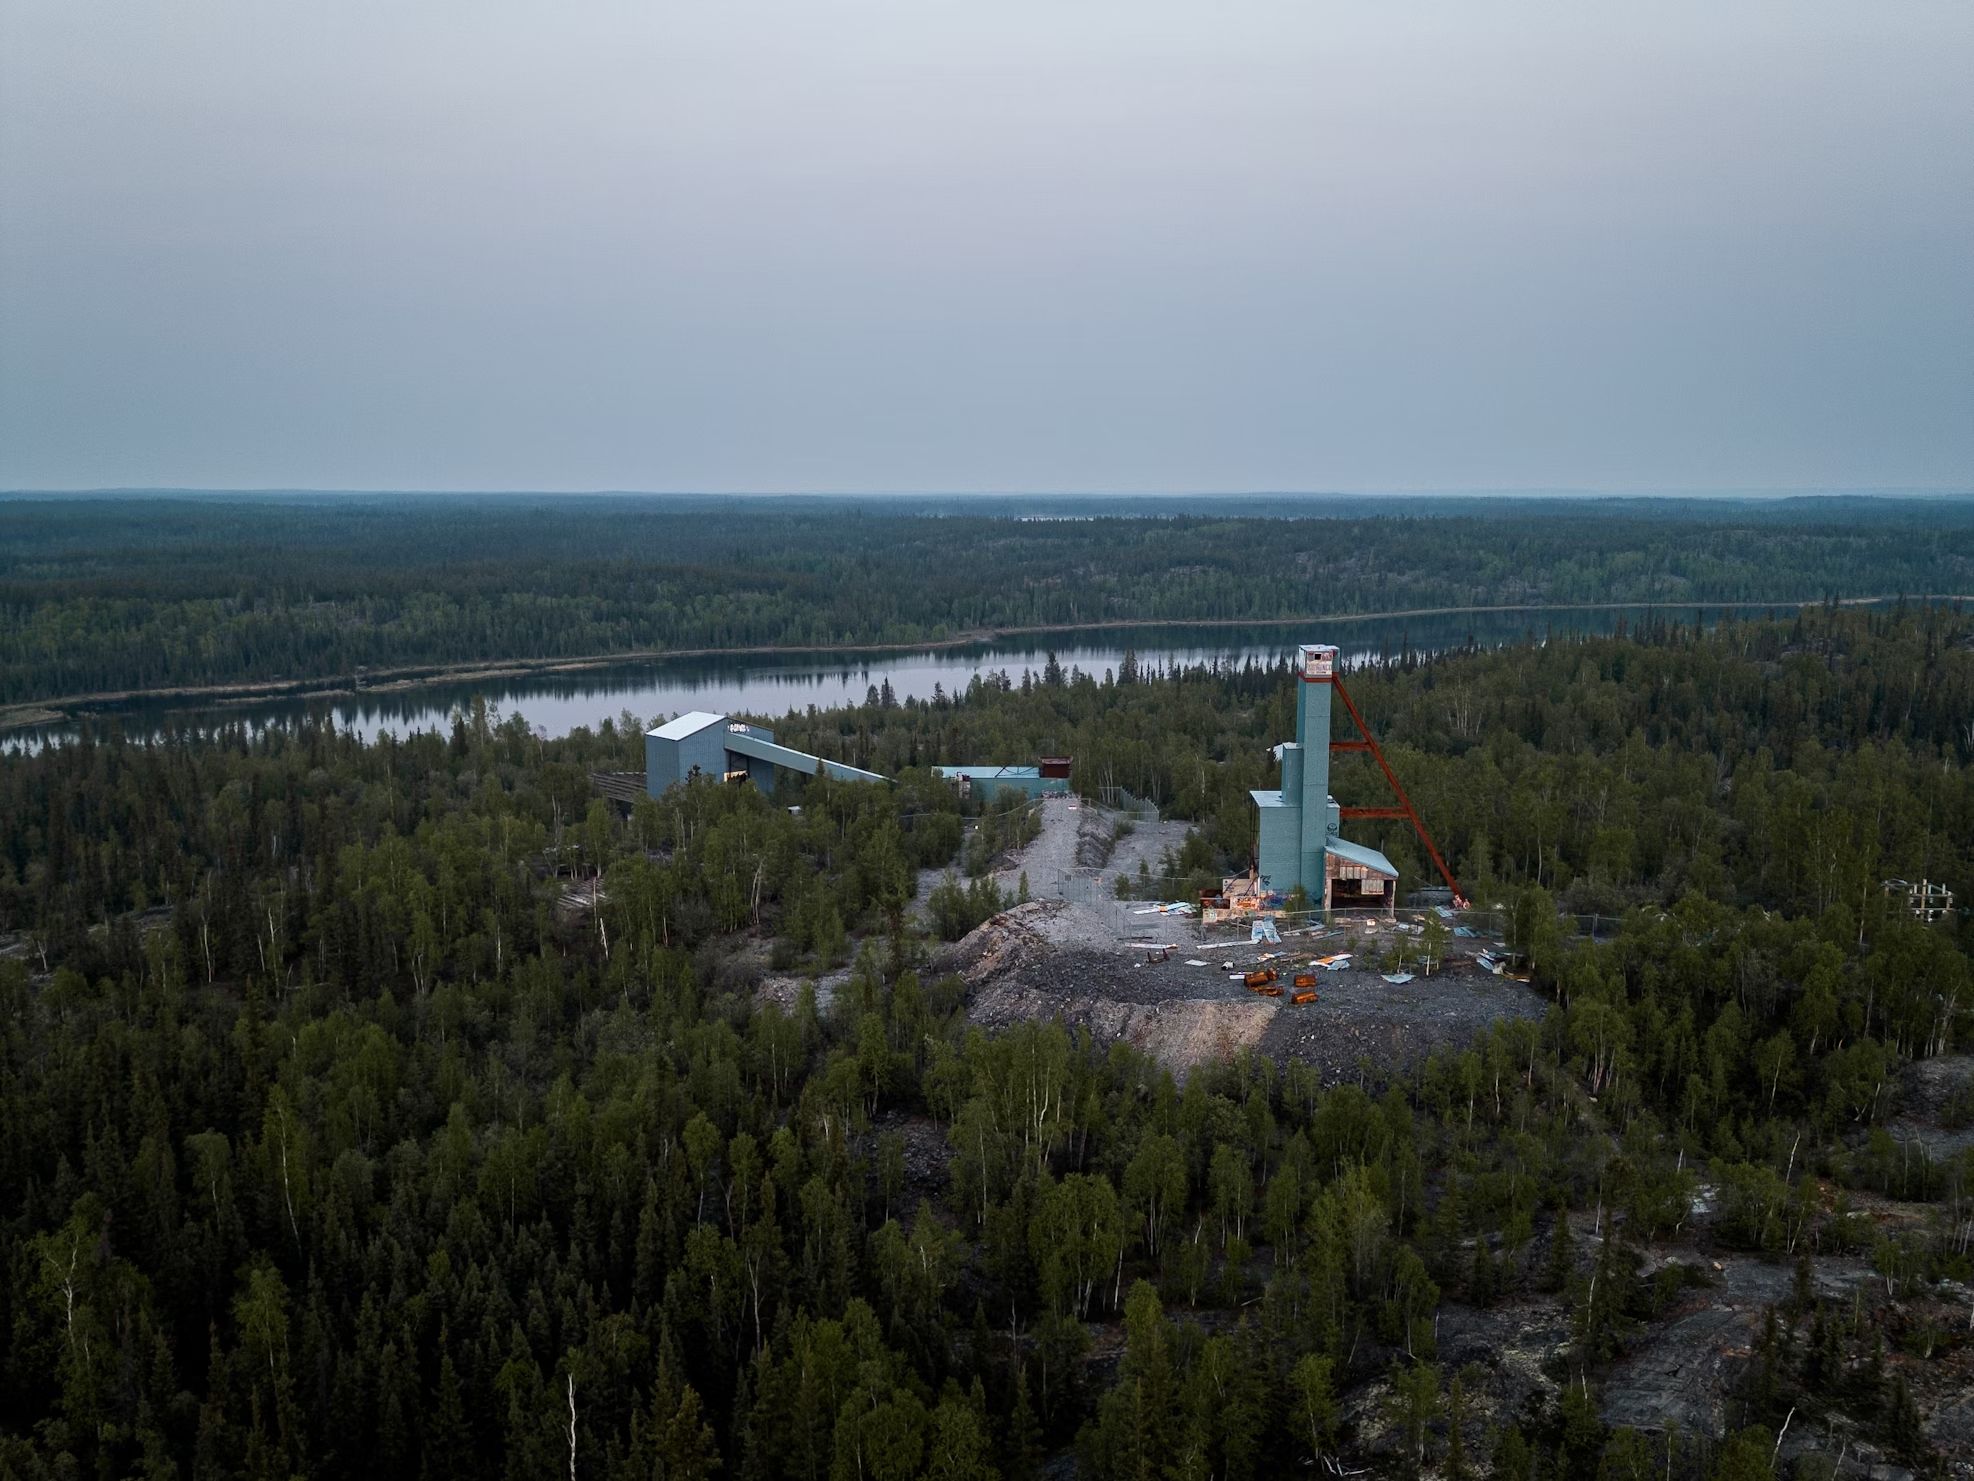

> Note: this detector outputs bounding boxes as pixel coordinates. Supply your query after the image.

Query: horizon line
[6,485,1973,501]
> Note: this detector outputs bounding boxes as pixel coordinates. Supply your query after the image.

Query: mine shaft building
[1248,644,1400,912]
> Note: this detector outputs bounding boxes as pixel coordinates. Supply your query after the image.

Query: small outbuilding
[933,757,1074,803]
[1325,837,1400,914]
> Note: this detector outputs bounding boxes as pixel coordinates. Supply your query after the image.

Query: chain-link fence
[1092,785,1160,821]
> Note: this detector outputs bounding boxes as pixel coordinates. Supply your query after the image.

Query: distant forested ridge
[2,608,1970,1477]
[2,492,1970,705]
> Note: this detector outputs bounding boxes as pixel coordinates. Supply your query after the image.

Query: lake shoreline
[3,592,1960,735]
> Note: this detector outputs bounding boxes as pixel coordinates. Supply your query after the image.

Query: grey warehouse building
[644,712,887,798]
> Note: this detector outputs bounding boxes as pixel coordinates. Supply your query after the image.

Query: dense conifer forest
[3,494,1972,705]
[2,606,1971,1477]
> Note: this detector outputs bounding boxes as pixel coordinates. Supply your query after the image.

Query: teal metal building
[932,760,1073,803]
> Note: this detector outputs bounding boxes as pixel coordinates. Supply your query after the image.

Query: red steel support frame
[1325,672,1469,908]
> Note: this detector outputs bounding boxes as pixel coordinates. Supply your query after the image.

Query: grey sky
[2,1,1969,492]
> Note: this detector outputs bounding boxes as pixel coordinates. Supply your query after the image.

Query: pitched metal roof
[647,711,725,740]
[1326,836,1399,877]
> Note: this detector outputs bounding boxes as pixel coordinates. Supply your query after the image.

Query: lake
[2,603,1814,752]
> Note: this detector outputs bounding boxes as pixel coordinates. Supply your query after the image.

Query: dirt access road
[912,793,1190,931]
[988,793,1190,913]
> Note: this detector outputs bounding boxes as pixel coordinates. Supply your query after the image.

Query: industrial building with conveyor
[634,712,1070,806]
[643,712,886,797]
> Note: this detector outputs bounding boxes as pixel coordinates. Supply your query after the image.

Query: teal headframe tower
[1248,641,1465,911]
[1251,644,1343,900]
[1294,643,1337,891]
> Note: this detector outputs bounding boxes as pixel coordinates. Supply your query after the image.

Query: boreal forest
[3,494,1973,708]
[3,569,1973,1473]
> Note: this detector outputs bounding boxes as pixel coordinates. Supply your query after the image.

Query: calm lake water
[5,604,1810,752]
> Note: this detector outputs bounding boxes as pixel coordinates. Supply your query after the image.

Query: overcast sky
[1,1,1969,493]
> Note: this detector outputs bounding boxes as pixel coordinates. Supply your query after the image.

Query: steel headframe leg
[1327,673,1469,908]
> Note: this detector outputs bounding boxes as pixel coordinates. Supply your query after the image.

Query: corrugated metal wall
[645,724,730,795]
